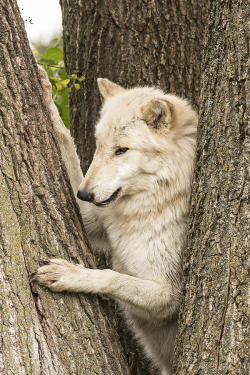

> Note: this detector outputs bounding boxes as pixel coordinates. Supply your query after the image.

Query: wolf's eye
[115,147,129,156]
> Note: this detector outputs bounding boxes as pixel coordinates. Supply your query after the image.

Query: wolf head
[77,79,197,207]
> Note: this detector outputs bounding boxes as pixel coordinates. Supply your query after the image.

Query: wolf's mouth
[94,188,121,207]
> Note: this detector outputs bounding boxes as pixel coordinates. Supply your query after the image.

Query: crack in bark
[216,265,231,373]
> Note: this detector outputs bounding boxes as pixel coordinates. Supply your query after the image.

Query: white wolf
[35,67,197,375]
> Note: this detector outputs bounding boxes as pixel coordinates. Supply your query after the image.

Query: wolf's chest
[102,210,186,283]
[105,220,167,279]
[111,239,154,279]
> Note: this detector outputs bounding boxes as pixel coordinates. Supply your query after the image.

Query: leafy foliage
[33,37,84,128]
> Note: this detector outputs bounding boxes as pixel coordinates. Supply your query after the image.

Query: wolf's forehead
[95,118,138,142]
[95,108,138,139]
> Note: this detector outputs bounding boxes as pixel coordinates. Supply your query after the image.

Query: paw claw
[33,258,78,292]
[30,272,36,281]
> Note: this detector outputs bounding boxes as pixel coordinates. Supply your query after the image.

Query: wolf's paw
[33,258,85,292]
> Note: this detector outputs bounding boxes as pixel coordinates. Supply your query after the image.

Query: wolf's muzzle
[95,188,121,207]
[77,190,95,202]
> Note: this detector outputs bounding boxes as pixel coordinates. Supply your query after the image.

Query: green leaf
[40,47,63,64]
[59,69,67,79]
[74,83,80,90]
[56,82,63,90]
[61,79,70,86]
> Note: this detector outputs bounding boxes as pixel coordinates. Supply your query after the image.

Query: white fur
[35,70,197,375]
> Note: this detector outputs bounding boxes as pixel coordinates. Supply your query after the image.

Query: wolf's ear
[141,99,174,130]
[97,78,125,99]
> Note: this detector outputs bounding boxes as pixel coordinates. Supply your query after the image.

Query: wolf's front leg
[38,65,83,196]
[34,259,114,293]
[34,259,179,320]
[38,66,110,251]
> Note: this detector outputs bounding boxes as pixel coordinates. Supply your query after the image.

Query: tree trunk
[0,1,143,374]
[174,1,248,374]
[60,0,205,172]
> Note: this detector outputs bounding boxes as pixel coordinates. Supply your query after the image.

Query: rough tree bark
[174,1,248,374]
[60,0,205,172]
[0,1,143,374]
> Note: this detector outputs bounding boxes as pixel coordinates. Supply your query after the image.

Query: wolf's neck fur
[113,185,189,223]
[100,133,196,283]
[101,174,190,280]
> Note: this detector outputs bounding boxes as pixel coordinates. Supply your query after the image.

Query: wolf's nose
[77,190,95,202]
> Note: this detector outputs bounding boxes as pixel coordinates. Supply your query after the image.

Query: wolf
[35,67,197,375]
